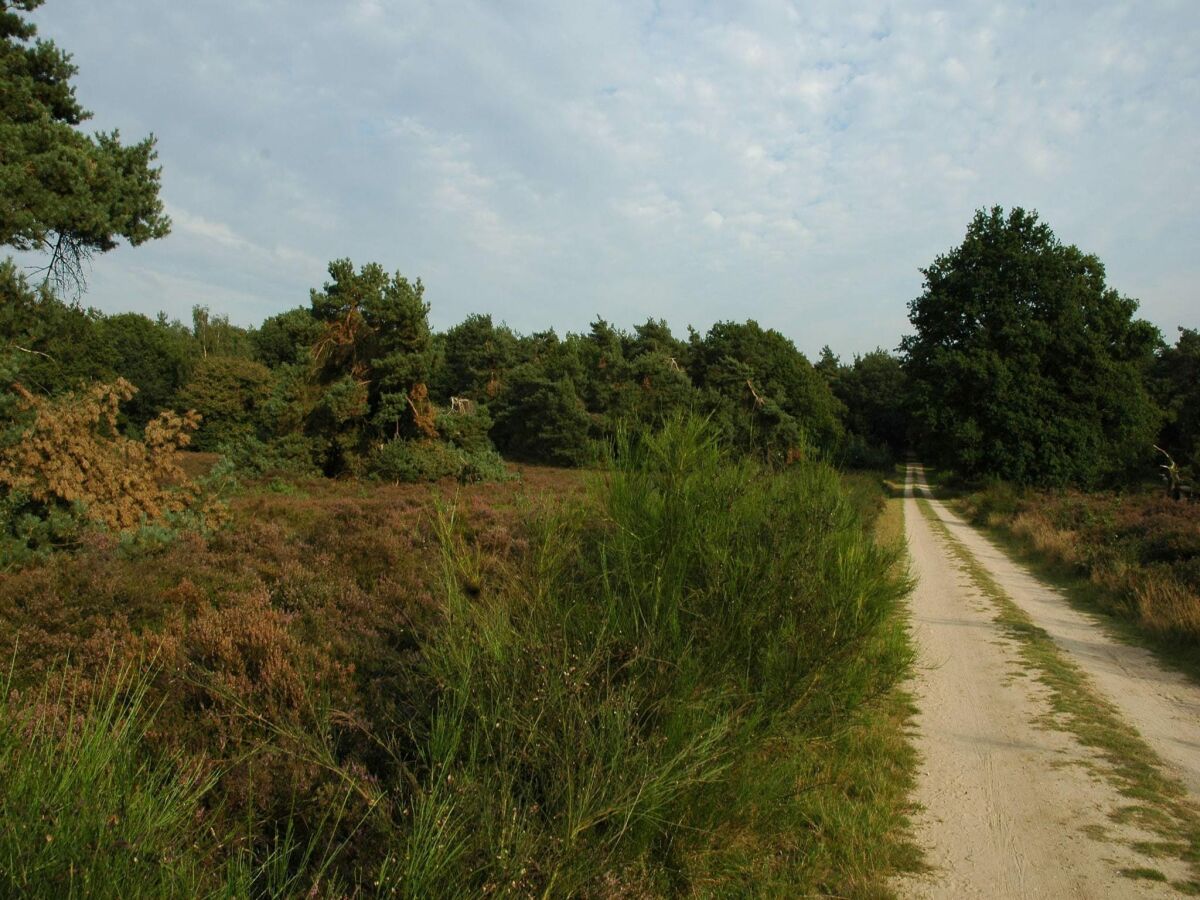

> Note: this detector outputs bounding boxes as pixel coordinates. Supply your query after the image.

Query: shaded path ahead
[896,463,1197,898]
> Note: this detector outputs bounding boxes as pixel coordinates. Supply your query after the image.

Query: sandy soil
[896,463,1194,898]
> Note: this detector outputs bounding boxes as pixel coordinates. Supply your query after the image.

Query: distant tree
[305,260,434,468]
[191,306,254,360]
[253,307,322,368]
[575,318,639,435]
[689,320,843,461]
[1,0,169,295]
[830,349,909,464]
[0,260,114,394]
[97,313,193,428]
[431,313,518,402]
[901,206,1160,486]
[630,318,685,360]
[813,345,840,383]
[177,356,273,450]
[490,364,593,466]
[1152,327,1200,472]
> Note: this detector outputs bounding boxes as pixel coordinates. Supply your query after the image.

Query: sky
[23,0,1200,358]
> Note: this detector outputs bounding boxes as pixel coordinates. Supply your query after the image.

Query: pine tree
[0,0,170,295]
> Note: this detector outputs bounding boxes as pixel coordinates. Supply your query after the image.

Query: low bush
[368,439,463,483]
[435,406,494,453]
[403,416,912,893]
[215,433,322,478]
[368,439,513,485]
[963,478,1024,527]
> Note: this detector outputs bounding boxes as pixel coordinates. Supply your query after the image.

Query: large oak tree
[901,206,1160,487]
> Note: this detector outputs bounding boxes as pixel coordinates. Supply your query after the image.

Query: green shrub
[216,433,321,478]
[435,406,494,453]
[0,489,83,567]
[368,439,514,484]
[368,439,465,483]
[457,447,513,483]
[963,479,1025,526]
[411,415,911,893]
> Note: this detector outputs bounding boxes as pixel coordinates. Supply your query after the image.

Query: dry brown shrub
[408,381,438,439]
[1133,572,1200,643]
[1011,511,1080,568]
[0,379,203,530]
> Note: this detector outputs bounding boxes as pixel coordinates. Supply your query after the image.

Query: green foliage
[98,312,193,428]
[0,663,212,897]
[367,438,511,484]
[490,363,596,466]
[177,355,273,450]
[283,259,441,471]
[688,320,842,463]
[413,416,911,892]
[430,312,518,402]
[367,439,464,483]
[0,260,114,394]
[456,447,511,483]
[822,347,909,467]
[902,206,1161,487]
[0,0,169,294]
[252,307,321,368]
[0,487,81,567]
[190,306,253,360]
[0,264,192,430]
[435,406,493,453]
[1152,327,1200,473]
[216,433,321,479]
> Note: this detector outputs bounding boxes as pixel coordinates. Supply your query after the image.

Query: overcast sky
[25,0,1200,358]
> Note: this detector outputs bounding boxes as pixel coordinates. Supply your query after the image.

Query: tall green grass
[407,416,914,894]
[0,662,212,898]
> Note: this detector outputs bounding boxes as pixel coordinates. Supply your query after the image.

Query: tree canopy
[0,0,169,293]
[1152,327,1200,473]
[901,206,1161,487]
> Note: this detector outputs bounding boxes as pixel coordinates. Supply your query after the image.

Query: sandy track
[897,464,1193,898]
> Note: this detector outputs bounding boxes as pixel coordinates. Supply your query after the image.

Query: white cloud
[25,0,1200,353]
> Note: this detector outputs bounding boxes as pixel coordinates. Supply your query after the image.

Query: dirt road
[897,463,1200,898]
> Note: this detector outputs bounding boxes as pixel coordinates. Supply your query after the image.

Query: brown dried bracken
[407,382,438,440]
[0,379,203,530]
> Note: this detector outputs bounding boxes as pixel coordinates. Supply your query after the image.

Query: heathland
[2,1,1199,896]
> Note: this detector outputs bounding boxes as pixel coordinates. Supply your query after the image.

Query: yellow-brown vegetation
[0,379,202,530]
[964,485,1200,649]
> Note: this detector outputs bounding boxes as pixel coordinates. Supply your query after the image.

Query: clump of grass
[0,660,212,897]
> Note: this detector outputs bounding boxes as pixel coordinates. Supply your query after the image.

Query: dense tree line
[0,257,862,478]
[3,0,1197,513]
